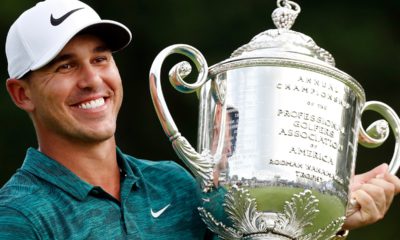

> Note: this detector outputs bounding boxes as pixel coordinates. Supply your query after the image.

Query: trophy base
[199,187,345,240]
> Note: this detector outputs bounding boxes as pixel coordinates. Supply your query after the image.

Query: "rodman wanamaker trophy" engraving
[149,1,400,239]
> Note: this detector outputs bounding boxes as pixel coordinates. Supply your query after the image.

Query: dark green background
[1,0,399,239]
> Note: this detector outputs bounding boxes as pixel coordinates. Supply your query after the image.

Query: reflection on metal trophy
[149,1,400,239]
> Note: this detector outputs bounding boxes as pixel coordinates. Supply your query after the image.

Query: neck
[38,135,121,200]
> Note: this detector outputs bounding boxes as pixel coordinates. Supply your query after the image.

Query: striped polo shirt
[0,147,214,239]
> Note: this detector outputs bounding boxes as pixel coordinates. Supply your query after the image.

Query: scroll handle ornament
[149,44,214,191]
[358,101,400,175]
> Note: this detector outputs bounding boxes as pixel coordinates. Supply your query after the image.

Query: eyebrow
[48,45,110,67]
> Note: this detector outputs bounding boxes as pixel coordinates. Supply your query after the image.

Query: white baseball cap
[5,0,132,79]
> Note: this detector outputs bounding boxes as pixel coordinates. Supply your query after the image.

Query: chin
[78,126,116,143]
[79,132,115,143]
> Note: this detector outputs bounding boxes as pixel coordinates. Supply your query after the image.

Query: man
[0,0,207,239]
[0,0,399,239]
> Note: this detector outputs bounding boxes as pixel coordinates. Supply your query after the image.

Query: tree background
[1,0,399,239]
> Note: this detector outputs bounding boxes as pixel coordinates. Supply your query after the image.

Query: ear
[6,78,35,112]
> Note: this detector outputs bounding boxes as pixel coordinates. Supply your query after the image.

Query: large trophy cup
[149,1,400,239]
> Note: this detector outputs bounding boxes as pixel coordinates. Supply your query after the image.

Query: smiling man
[1,0,400,239]
[0,0,208,239]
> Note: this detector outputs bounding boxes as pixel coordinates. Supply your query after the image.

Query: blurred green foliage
[1,0,399,239]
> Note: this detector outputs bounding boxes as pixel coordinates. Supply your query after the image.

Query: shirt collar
[21,147,140,201]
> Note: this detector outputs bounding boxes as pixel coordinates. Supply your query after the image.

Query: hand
[343,163,400,230]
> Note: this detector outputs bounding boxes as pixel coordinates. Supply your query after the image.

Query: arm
[0,206,39,239]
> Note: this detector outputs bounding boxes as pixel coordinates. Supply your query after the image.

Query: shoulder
[0,169,61,222]
[0,172,41,239]
[0,169,42,207]
[0,206,40,239]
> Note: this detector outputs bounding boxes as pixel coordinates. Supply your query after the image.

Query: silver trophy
[149,1,400,239]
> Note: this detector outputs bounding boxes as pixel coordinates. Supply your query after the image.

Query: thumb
[351,163,388,191]
[358,163,388,181]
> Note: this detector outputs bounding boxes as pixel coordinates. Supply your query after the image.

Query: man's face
[26,34,123,144]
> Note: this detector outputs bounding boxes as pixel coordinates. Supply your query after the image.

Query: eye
[93,56,108,64]
[56,63,74,73]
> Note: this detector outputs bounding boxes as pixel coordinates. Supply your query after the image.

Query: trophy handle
[149,44,214,191]
[358,101,400,174]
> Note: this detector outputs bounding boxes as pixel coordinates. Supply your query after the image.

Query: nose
[76,64,102,90]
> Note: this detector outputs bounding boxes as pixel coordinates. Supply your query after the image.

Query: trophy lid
[228,0,335,66]
[208,0,365,101]
[207,0,340,71]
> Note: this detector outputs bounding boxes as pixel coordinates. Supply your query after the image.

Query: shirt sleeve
[0,206,39,239]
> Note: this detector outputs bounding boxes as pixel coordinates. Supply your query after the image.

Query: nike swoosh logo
[150,204,170,218]
[50,7,84,26]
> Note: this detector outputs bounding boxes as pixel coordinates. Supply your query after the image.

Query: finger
[357,183,387,215]
[344,189,381,229]
[356,163,388,182]
[381,172,400,194]
[351,164,389,191]
[356,188,383,220]
[346,198,360,217]
[347,178,393,218]
[368,176,395,209]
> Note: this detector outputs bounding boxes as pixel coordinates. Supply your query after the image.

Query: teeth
[78,98,105,109]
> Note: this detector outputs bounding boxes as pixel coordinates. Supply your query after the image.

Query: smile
[77,98,105,109]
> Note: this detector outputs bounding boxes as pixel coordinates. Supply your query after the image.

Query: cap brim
[79,20,132,53]
[31,20,132,72]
